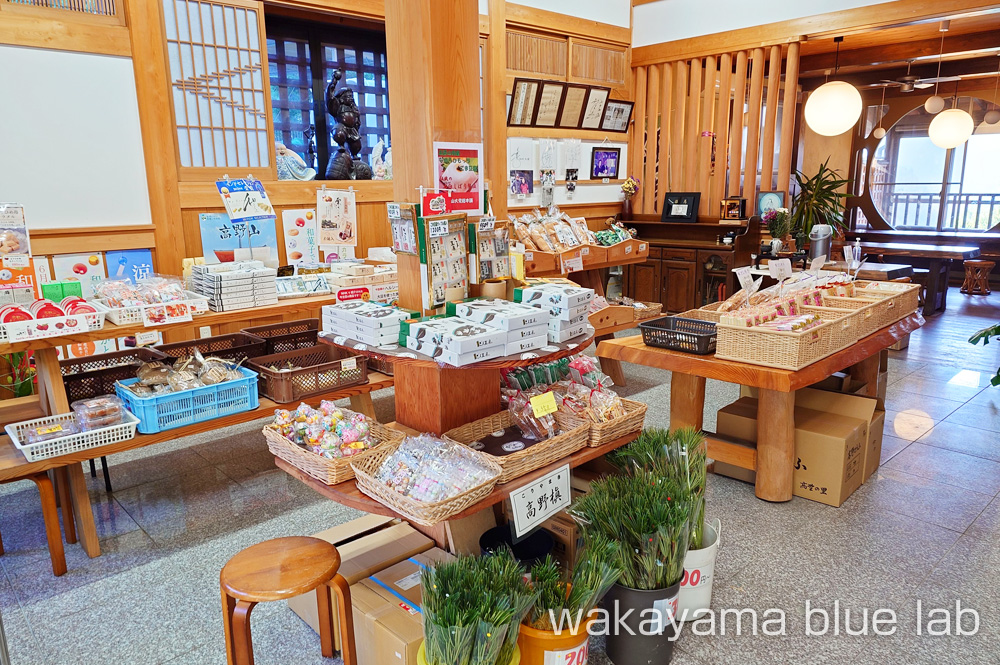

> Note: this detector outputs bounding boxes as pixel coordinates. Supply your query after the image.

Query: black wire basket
[639,315,717,354]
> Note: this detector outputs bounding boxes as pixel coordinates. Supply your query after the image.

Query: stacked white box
[514,283,594,342]
[322,301,410,347]
[191,261,278,311]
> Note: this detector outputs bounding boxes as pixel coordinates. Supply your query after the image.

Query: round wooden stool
[961,260,995,295]
[220,536,356,665]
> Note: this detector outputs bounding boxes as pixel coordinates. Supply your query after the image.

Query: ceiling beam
[800,54,1000,89]
[800,30,1000,76]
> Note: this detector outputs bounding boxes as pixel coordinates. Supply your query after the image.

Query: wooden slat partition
[711,53,733,217]
[657,62,673,211]
[671,62,688,192]
[743,48,766,216]
[632,66,648,210]
[683,59,701,192]
[643,65,660,213]
[760,45,782,193]
[697,55,715,217]
[777,42,801,196]
[727,51,748,197]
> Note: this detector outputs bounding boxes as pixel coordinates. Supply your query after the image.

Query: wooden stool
[220,536,355,665]
[961,260,994,295]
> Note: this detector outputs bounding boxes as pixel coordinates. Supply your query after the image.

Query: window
[266,17,390,178]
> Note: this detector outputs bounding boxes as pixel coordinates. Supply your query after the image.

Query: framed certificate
[600,100,634,133]
[557,84,588,129]
[508,78,540,126]
[532,81,565,127]
[580,87,610,129]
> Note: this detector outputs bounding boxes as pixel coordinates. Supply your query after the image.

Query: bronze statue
[324,69,372,180]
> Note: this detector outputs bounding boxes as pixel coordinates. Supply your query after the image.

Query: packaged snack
[527,221,554,252]
[25,420,80,444]
[508,389,556,440]
[374,434,498,501]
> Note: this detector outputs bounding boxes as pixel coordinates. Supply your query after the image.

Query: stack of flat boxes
[402,317,508,366]
[328,263,399,304]
[450,299,550,356]
[191,261,278,311]
[322,301,410,347]
[514,284,593,343]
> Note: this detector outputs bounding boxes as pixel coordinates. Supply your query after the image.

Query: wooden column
[743,48,766,214]
[683,58,701,192]
[642,65,660,213]
[671,62,688,192]
[486,0,508,220]
[777,42,801,194]
[126,0,185,275]
[698,55,716,217]
[632,66,648,202]
[759,46,782,193]
[657,62,673,209]
[712,53,733,216]
[728,51,748,197]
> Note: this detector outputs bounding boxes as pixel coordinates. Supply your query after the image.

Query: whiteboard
[0,45,152,229]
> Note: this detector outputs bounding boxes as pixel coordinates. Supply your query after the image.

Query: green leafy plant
[762,207,791,239]
[569,470,692,591]
[969,323,1000,387]
[790,159,851,238]
[524,540,620,631]
[421,549,537,665]
[609,427,708,548]
[0,352,35,399]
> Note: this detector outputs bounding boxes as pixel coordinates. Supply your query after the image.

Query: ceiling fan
[880,61,960,92]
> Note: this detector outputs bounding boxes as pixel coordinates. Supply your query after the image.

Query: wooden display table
[596,313,923,502]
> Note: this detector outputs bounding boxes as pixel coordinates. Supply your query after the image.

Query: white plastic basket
[93,295,209,325]
[0,309,106,343]
[5,411,140,462]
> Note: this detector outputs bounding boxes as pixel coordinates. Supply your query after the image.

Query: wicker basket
[263,421,404,485]
[802,306,859,354]
[443,410,589,483]
[853,283,920,326]
[351,439,503,526]
[60,347,170,403]
[248,345,367,403]
[155,332,267,364]
[820,295,883,338]
[242,319,319,354]
[696,301,724,322]
[632,301,663,321]
[715,316,840,371]
[554,397,647,447]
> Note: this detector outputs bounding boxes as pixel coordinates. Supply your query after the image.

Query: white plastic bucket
[677,519,721,620]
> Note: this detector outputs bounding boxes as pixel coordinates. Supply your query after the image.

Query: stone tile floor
[2,317,1000,664]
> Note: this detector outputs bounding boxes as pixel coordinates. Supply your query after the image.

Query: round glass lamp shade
[804,81,863,136]
[873,127,886,139]
[924,96,946,114]
[928,108,974,148]
[986,109,1000,125]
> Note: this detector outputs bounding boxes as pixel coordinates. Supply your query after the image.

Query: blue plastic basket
[116,367,259,434]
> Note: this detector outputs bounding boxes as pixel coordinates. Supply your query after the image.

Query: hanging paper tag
[844,245,855,266]
[428,218,450,238]
[341,357,357,371]
[386,203,402,219]
[478,215,496,233]
[809,255,827,275]
[735,266,753,291]
[530,391,558,417]
[768,259,793,280]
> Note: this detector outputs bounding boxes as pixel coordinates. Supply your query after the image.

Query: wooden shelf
[0,372,394,483]
[276,431,640,523]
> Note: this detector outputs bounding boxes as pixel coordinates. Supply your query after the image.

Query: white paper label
[543,642,589,665]
[509,464,570,537]
[735,267,753,291]
[428,219,449,238]
[135,330,159,346]
[602,178,609,184]
[562,255,584,273]
[394,570,422,591]
[671,203,688,216]
[809,255,827,275]
[625,245,633,254]
[525,251,534,261]
[341,357,357,371]
[5,314,90,342]
[2,255,29,269]
[478,215,496,232]
[386,203,401,219]
[844,245,855,266]
[581,246,590,255]
[768,259,793,280]
[650,596,679,634]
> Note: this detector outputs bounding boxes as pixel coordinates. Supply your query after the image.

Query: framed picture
[558,84,589,129]
[600,100,634,133]
[580,87,610,130]
[590,147,621,179]
[660,192,701,223]
[757,191,786,215]
[532,81,565,128]
[508,78,540,126]
[509,170,533,197]
[721,197,747,220]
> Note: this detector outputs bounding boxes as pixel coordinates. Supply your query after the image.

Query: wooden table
[596,313,923,502]
[854,241,980,315]
[750,262,914,281]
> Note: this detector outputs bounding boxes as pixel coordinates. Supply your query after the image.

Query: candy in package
[559,382,626,423]
[508,389,556,440]
[374,435,498,502]
[272,402,375,459]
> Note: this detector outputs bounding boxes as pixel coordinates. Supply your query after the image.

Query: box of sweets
[406,317,505,354]
[323,302,413,328]
[545,303,591,322]
[324,318,400,345]
[505,336,548,356]
[514,283,594,309]
[447,298,548,331]
[548,323,589,343]
[404,337,506,366]
[549,312,588,331]
[506,322,549,341]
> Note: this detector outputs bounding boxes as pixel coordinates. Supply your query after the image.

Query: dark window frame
[265,15,390,179]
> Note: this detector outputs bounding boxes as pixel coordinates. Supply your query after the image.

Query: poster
[317,189,357,247]
[539,139,557,171]
[433,142,483,215]
[33,256,53,288]
[215,178,276,223]
[281,209,319,265]
[0,203,32,273]
[51,253,107,299]
[560,139,581,173]
[0,258,39,300]
[105,249,154,283]
[66,338,117,359]
[199,213,279,265]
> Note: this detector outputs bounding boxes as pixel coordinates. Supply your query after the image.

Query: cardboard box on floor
[287,515,433,648]
[717,396,867,507]
[352,548,454,665]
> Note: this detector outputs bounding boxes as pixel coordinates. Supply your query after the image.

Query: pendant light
[805,36,863,136]
[873,85,887,139]
[929,83,973,149]
[986,54,1000,125]
[924,21,949,114]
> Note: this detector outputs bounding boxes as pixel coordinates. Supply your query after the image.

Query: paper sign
[3,255,29,269]
[141,302,192,327]
[433,142,484,215]
[386,203,402,219]
[530,391,559,417]
[509,464,570,537]
[281,209,320,265]
[428,218,450,238]
[768,259,793,280]
[809,255,827,275]
[51,253,107,299]
[5,314,90,342]
[341,357,357,371]
[318,189,357,247]
[650,596,679,634]
[200,212,279,266]
[135,330,159,346]
[735,266,753,291]
[216,178,275,223]
[543,643,589,665]
[105,249,154,283]
[0,203,32,257]
[422,190,454,216]
[478,216,497,233]
[561,252,584,274]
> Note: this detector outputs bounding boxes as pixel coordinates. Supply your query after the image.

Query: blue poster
[199,213,279,265]
[105,249,154,283]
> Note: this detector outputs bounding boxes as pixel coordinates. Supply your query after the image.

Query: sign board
[509,464,571,537]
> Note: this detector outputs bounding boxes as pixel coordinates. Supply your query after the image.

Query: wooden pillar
[759,46,782,193]
[657,63,673,209]
[683,59,701,192]
[486,0,507,220]
[777,42,801,194]
[712,53,733,217]
[743,48,765,214]
[728,51,748,197]
[698,55,716,217]
[642,65,660,214]
[632,66,648,200]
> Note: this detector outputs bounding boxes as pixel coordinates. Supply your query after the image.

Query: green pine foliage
[524,538,620,631]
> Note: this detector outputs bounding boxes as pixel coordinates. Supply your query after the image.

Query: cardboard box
[353,548,455,665]
[540,512,583,571]
[717,397,867,507]
[287,516,433,647]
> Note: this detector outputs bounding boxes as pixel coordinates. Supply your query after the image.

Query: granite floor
[1,296,999,664]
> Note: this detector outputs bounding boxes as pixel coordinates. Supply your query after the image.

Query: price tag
[768,258,793,280]
[478,215,496,233]
[809,255,827,275]
[428,218,449,238]
[602,178,609,184]
[625,245,633,254]
[2,255,29,269]
[530,391,558,418]
[525,251,534,261]
[386,202,401,219]
[561,254,583,273]
[844,245,855,266]
[543,642,589,665]
[341,357,357,371]
[581,246,590,255]
[509,464,570,537]
[135,330,159,346]
[735,266,753,291]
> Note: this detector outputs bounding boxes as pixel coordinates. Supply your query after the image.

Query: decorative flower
[621,176,640,198]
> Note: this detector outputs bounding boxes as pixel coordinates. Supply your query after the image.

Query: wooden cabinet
[661,259,696,313]
[626,259,661,304]
[624,245,737,313]
[696,250,735,307]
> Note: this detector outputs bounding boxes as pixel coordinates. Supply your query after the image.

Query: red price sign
[544,641,588,665]
[680,568,702,587]
[421,190,455,216]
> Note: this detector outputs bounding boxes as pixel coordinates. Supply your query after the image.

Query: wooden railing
[870,185,1000,232]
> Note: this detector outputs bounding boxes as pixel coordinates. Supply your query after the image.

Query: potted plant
[610,428,721,621]
[420,549,537,665]
[620,176,640,221]
[569,469,692,664]
[790,158,851,241]
[762,207,791,254]
[518,545,620,665]
[969,323,1000,387]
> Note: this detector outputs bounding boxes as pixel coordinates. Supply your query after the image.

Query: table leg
[66,464,100,558]
[54,467,77,544]
[29,472,66,576]
[848,353,881,400]
[670,372,706,430]
[348,393,377,421]
[923,258,950,315]
[755,389,795,502]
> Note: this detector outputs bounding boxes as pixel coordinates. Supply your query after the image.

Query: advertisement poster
[433,142,483,215]
[281,209,319,265]
[199,212,279,266]
[0,258,39,299]
[51,253,107,299]
[105,249,154,283]
[66,338,117,359]
[215,178,276,223]
[317,189,357,247]
[0,203,31,258]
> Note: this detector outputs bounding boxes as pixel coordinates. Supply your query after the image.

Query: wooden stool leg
[54,467,77,545]
[348,393,377,421]
[221,582,237,665]
[29,472,67,576]
[316,583,335,658]
[0,526,4,555]
[329,574,357,665]
[232,600,257,665]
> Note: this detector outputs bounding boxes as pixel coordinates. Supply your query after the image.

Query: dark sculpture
[324,69,372,180]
